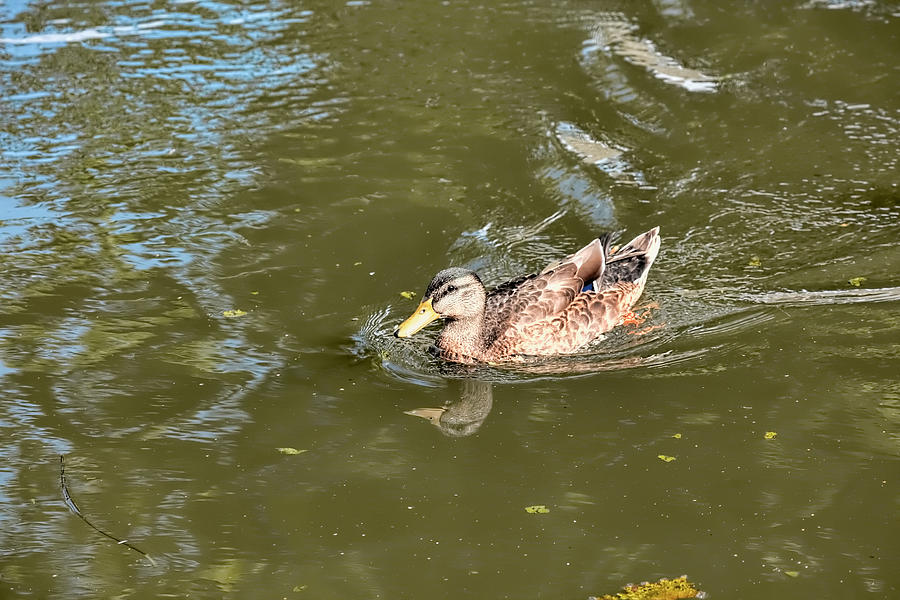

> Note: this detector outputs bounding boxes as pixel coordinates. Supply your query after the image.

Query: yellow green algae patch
[589,576,705,600]
[276,447,308,455]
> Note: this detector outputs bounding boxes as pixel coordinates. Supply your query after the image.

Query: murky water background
[1,0,898,598]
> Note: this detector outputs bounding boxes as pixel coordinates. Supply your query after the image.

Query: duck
[394,226,661,363]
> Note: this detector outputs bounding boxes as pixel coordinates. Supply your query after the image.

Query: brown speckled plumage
[395,227,661,363]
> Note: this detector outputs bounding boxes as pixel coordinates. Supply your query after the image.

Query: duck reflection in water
[404,379,493,437]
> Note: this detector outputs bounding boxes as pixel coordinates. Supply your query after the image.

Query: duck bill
[395,297,441,337]
[403,407,446,423]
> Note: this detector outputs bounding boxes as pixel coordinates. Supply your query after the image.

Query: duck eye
[446,285,457,294]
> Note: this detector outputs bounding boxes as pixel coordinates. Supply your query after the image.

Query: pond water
[1,0,898,598]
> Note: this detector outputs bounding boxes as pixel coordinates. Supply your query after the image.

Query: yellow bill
[395,297,441,337]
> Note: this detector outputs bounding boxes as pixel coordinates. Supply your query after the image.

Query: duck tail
[598,226,660,289]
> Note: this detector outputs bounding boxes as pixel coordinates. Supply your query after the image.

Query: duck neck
[438,312,487,361]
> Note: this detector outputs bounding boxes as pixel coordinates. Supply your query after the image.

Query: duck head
[394,268,486,337]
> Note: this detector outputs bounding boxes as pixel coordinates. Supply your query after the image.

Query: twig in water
[59,455,156,567]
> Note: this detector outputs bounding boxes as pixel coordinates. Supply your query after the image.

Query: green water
[1,0,898,598]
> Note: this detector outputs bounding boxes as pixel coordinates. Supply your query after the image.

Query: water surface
[1,0,898,598]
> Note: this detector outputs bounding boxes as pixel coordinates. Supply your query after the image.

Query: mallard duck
[394,226,661,363]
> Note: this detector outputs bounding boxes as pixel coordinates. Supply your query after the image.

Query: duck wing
[493,288,632,356]
[483,236,609,343]
[489,227,661,357]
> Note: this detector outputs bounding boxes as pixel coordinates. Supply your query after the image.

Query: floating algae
[588,576,705,600]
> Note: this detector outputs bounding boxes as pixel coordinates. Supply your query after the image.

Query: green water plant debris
[748,255,762,267]
[672,433,682,439]
[784,571,800,578]
[276,447,308,455]
[223,309,247,318]
[524,505,550,514]
[764,431,778,440]
[589,575,705,600]
[400,291,417,299]
[848,276,866,287]
[657,454,676,463]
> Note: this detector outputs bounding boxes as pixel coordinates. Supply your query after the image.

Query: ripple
[0,20,166,45]
[584,13,719,93]
[553,121,650,188]
[353,289,715,385]
[746,286,900,307]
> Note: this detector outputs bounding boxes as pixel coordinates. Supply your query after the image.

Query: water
[1,0,898,598]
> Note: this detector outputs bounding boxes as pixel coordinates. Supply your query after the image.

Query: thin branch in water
[59,455,156,567]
